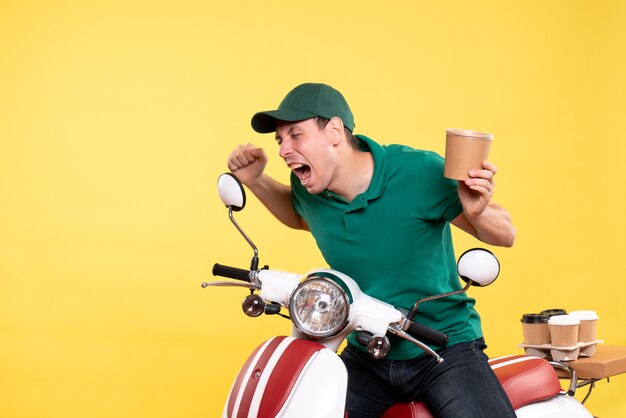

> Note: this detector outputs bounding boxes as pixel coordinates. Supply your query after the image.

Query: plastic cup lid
[540,308,567,317]
[569,310,599,320]
[520,313,549,323]
[548,314,580,326]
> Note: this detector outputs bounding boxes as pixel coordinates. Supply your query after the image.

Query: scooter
[204,172,593,418]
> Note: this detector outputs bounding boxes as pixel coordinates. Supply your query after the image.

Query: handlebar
[405,321,449,347]
[212,263,251,282]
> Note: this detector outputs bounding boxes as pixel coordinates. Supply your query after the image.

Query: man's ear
[327,117,345,145]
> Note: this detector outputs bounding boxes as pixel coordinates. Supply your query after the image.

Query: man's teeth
[289,163,310,186]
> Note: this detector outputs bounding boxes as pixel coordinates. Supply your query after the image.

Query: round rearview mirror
[217,173,246,211]
[457,248,500,287]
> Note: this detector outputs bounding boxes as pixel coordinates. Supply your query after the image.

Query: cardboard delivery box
[567,345,626,379]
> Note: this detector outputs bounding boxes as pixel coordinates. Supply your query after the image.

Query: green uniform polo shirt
[291,135,483,360]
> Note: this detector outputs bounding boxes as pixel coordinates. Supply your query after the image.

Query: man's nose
[279,140,292,158]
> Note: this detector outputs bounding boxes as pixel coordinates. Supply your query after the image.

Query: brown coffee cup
[548,315,580,347]
[569,310,599,357]
[521,314,550,345]
[444,128,493,180]
[569,310,599,342]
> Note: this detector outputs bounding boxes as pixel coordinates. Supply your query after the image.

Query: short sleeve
[417,152,463,221]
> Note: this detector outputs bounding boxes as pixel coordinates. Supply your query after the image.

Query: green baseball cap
[251,83,355,133]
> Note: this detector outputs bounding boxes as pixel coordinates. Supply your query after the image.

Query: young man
[227,83,517,417]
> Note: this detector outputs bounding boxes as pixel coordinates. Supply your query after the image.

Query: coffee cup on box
[521,314,550,345]
[548,314,580,347]
[444,128,493,180]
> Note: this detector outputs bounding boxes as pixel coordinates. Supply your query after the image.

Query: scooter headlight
[288,277,350,338]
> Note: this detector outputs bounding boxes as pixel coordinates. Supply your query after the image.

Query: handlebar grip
[212,263,251,282]
[355,331,374,347]
[406,322,449,347]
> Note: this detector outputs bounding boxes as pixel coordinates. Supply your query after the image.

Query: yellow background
[1,0,625,417]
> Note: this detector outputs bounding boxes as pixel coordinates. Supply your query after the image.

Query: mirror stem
[407,281,473,320]
[228,206,259,271]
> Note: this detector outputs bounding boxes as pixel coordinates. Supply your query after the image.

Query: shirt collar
[355,134,388,201]
[320,134,388,206]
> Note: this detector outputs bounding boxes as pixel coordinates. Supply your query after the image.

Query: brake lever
[387,323,444,364]
[201,281,262,290]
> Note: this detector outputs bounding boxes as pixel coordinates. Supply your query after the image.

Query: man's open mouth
[290,163,311,186]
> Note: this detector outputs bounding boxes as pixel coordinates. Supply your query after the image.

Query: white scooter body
[220,267,401,418]
[222,336,346,418]
[515,397,593,418]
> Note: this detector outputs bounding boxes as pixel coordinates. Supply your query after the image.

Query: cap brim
[251,109,318,133]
